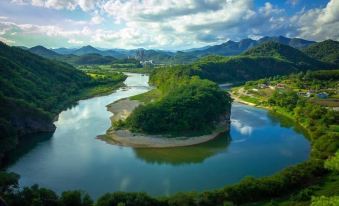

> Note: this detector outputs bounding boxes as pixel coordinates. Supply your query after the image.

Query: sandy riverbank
[99,98,229,148]
[106,98,140,122]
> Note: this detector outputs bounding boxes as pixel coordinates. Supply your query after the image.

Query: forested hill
[189,42,333,82]
[302,40,339,65]
[0,41,124,166]
[243,41,328,69]
[28,45,120,65]
[28,45,62,58]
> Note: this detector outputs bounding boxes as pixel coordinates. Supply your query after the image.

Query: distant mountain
[73,45,101,56]
[182,45,212,52]
[32,36,319,65]
[0,41,92,165]
[69,45,129,59]
[61,53,118,65]
[302,40,339,65]
[15,46,29,50]
[174,36,316,63]
[29,45,62,58]
[28,46,121,65]
[176,39,257,61]
[257,36,315,49]
[191,42,332,83]
[52,47,77,55]
[243,41,328,69]
[192,55,298,82]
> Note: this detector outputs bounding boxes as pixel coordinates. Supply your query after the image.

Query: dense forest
[187,41,333,83]
[114,66,232,136]
[303,40,339,65]
[0,41,126,167]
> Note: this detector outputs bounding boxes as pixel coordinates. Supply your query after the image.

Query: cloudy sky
[0,0,338,50]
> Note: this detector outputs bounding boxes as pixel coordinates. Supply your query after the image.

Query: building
[316,92,329,99]
[258,83,269,89]
[276,83,286,89]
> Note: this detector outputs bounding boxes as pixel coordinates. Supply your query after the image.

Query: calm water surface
[7,73,310,199]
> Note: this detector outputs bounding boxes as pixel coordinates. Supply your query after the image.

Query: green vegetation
[303,40,339,65]
[186,41,333,83]
[243,41,327,69]
[61,54,118,65]
[0,41,126,167]
[230,70,339,205]
[130,89,162,104]
[115,66,232,136]
[1,39,338,205]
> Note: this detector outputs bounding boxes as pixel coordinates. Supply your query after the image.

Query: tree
[60,190,93,206]
[0,172,19,195]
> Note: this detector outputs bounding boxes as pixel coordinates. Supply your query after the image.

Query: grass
[239,95,261,105]
[310,98,339,107]
[80,82,125,99]
[77,68,128,99]
[329,125,339,133]
[130,89,162,104]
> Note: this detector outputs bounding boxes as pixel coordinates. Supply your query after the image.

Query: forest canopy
[116,66,232,136]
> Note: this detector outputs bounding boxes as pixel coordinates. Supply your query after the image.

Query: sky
[0,0,338,50]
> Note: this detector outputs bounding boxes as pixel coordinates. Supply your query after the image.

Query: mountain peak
[28,45,60,58]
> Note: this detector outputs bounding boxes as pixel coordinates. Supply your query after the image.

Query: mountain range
[27,36,317,65]
[189,41,333,82]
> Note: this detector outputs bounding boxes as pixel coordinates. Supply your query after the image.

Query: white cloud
[78,0,97,11]
[5,0,339,49]
[0,36,15,44]
[90,14,103,25]
[11,0,97,11]
[287,0,299,6]
[68,38,83,44]
[292,0,339,40]
[232,119,253,135]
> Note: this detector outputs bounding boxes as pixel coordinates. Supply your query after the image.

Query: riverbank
[230,89,312,139]
[100,98,230,148]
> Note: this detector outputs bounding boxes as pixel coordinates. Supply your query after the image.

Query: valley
[0,36,338,206]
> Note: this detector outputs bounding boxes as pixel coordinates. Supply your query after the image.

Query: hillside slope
[0,42,125,166]
[187,42,332,83]
[173,36,316,63]
[28,46,62,58]
[28,46,120,65]
[243,41,329,69]
[303,40,339,65]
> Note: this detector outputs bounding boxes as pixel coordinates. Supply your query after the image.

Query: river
[6,73,310,199]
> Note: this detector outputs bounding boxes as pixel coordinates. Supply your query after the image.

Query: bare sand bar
[99,98,229,148]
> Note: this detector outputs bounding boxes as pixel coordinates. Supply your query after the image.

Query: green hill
[60,53,118,65]
[243,41,328,69]
[303,39,339,65]
[0,41,125,166]
[191,55,298,82]
[28,45,62,58]
[172,36,316,64]
[180,42,333,83]
[28,46,120,65]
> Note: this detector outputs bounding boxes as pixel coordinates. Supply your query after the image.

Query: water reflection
[267,111,309,137]
[133,133,231,165]
[5,133,53,166]
[230,103,268,136]
[6,76,310,198]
